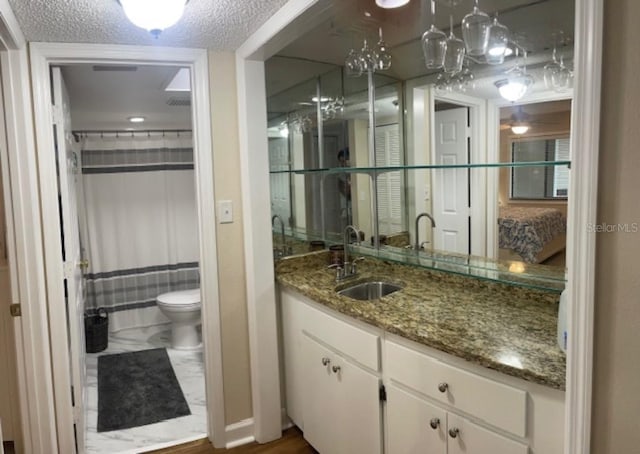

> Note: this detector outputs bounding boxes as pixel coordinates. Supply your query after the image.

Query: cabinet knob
[429,418,440,430]
[448,428,460,439]
[438,382,449,393]
[322,357,331,366]
[332,365,341,374]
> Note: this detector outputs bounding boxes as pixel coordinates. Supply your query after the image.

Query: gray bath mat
[97,348,190,432]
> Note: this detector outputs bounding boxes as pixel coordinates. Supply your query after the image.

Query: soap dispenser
[557,289,568,353]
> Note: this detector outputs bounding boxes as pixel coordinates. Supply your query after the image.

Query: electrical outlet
[218,200,233,224]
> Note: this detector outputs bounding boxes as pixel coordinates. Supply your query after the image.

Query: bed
[498,206,567,263]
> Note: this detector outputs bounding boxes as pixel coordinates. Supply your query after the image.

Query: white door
[52,67,86,453]
[433,108,470,254]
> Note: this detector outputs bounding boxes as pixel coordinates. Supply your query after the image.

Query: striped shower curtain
[79,132,200,332]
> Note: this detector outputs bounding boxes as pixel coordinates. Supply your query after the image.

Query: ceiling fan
[500,106,555,135]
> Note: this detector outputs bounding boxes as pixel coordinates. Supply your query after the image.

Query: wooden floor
[148,428,316,454]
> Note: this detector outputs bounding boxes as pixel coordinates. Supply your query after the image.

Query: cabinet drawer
[386,341,526,437]
[303,302,380,371]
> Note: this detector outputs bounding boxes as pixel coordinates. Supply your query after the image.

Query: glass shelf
[273,228,566,293]
[269,160,571,175]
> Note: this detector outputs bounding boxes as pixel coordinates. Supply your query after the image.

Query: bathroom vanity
[276,252,565,454]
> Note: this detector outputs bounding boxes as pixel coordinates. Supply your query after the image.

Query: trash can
[85,308,108,353]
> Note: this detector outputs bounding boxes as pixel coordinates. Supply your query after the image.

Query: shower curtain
[79,132,200,332]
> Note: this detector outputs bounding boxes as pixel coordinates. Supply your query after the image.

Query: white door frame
[486,89,574,260]
[28,43,225,451]
[430,89,487,257]
[237,1,601,454]
[0,4,60,451]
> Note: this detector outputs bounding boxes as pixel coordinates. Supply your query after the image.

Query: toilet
[156,288,202,350]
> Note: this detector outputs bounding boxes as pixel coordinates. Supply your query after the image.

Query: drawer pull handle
[332,365,341,374]
[429,418,440,430]
[448,428,460,439]
[438,382,449,393]
[322,357,331,366]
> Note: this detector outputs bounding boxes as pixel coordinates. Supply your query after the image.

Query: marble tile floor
[85,325,207,454]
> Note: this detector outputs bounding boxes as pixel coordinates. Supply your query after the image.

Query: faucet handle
[327,263,344,281]
[350,256,364,274]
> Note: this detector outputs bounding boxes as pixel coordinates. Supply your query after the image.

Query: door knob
[438,382,448,393]
[429,418,440,430]
[448,428,460,438]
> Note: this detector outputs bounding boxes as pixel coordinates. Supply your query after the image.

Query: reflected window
[510,137,570,200]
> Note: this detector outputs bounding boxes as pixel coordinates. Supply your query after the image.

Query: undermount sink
[337,281,403,301]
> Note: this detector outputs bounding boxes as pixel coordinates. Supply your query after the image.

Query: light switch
[218,200,233,224]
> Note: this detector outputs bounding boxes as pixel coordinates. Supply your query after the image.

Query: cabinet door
[447,414,528,454]
[387,384,447,454]
[302,335,338,454]
[302,334,383,454]
[332,355,382,454]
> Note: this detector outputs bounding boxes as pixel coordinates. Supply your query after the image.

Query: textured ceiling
[7,0,289,49]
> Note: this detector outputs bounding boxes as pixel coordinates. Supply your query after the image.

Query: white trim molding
[224,418,255,449]
[0,47,59,453]
[564,0,603,453]
[28,42,226,450]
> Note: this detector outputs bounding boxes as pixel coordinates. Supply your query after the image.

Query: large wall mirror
[267,0,574,290]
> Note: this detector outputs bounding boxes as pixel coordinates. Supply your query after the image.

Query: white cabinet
[280,287,383,453]
[303,334,382,454]
[386,384,527,454]
[387,384,447,454]
[279,287,564,454]
[385,337,565,454]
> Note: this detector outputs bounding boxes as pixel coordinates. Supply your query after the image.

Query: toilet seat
[157,288,201,312]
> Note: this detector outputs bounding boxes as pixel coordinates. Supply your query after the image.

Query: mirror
[266,0,574,290]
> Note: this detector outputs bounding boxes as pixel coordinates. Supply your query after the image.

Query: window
[510,137,570,200]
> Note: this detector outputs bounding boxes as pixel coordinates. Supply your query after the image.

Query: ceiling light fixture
[128,116,146,123]
[375,0,410,8]
[495,71,534,102]
[120,0,187,37]
[511,124,529,135]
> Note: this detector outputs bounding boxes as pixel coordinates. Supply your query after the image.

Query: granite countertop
[275,251,566,390]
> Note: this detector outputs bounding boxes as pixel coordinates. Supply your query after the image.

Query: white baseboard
[225,410,296,449]
[281,407,294,431]
[225,418,255,449]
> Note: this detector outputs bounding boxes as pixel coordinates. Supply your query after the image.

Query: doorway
[29,44,224,454]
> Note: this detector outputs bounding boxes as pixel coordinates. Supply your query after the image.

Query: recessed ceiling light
[128,116,146,123]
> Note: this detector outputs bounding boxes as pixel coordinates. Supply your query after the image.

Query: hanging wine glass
[485,16,509,65]
[435,73,450,94]
[443,15,465,74]
[345,48,363,78]
[552,53,572,92]
[421,0,447,69]
[359,38,377,72]
[461,0,492,57]
[374,27,392,71]
[543,34,562,89]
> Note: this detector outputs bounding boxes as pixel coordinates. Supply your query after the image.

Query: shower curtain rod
[72,129,192,142]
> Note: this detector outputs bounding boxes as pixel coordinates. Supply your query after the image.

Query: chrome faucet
[415,212,436,251]
[272,214,288,258]
[328,224,364,281]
